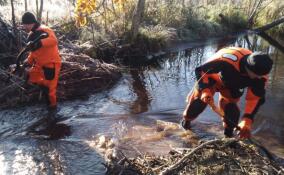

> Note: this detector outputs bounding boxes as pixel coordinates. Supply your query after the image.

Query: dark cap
[22,12,37,24]
[246,52,273,76]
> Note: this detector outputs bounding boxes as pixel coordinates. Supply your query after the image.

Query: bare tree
[254,16,284,32]
[39,0,43,22]
[10,0,16,27]
[10,0,21,51]
[24,0,27,11]
[248,0,264,27]
[130,0,146,40]
[36,0,44,22]
[36,0,38,17]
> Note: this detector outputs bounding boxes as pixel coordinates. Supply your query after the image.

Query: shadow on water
[129,69,151,114]
[29,122,71,140]
[1,32,284,174]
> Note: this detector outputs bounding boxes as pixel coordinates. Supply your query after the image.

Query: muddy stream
[0,33,283,174]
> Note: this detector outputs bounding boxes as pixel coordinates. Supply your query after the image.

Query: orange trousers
[28,63,61,107]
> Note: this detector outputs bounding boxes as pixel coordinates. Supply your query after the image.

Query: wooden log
[254,16,284,32]
[258,32,284,53]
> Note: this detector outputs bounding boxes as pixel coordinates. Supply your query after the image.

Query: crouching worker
[21,12,61,112]
[181,47,273,139]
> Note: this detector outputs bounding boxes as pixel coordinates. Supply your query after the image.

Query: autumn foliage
[75,0,128,27]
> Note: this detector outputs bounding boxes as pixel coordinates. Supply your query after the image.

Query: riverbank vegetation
[73,0,283,47]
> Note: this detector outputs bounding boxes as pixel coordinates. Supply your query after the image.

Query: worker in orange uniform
[21,12,61,112]
[181,47,273,139]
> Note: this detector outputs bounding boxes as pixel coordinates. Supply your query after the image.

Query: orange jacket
[27,24,61,68]
[195,47,267,119]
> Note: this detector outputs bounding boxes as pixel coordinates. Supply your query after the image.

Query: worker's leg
[28,65,44,84]
[219,94,240,137]
[43,63,61,109]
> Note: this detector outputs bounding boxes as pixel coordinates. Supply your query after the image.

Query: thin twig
[159,139,222,175]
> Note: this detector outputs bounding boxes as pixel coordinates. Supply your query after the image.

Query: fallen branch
[254,16,284,32]
[159,139,223,175]
[60,53,92,59]
[258,32,284,53]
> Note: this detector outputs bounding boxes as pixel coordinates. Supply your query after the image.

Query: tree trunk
[10,0,16,28]
[38,0,43,22]
[24,0,27,11]
[259,32,284,53]
[130,0,146,41]
[46,11,49,25]
[36,0,43,22]
[103,0,108,33]
[36,0,38,18]
[254,16,284,32]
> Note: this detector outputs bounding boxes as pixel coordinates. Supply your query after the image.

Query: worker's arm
[40,28,57,47]
[195,61,224,91]
[243,77,266,120]
[195,61,221,103]
[26,52,34,65]
[238,77,267,138]
[27,29,51,51]
[26,30,49,51]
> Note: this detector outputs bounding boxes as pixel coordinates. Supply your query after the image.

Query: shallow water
[1,33,284,174]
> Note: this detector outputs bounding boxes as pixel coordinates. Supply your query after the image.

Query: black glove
[27,30,48,51]
[181,119,191,130]
[26,40,42,51]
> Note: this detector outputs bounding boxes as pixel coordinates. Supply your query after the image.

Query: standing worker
[181,47,273,139]
[21,12,61,112]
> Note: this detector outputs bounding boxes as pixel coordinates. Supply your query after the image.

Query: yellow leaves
[75,0,96,14]
[75,0,96,27]
[75,14,87,27]
[114,0,128,13]
[114,0,127,3]
[74,0,129,27]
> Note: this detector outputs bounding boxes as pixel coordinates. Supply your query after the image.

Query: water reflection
[216,35,238,51]
[129,69,151,114]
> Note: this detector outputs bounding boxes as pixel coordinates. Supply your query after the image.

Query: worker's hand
[26,41,35,50]
[23,60,30,66]
[181,119,191,130]
[26,40,42,51]
[200,89,213,104]
[237,118,253,139]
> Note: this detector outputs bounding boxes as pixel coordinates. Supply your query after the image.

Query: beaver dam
[0,17,122,108]
[105,138,284,175]
[0,53,122,109]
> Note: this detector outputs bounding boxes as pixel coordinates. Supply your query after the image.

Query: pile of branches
[58,53,121,100]
[0,17,24,66]
[105,138,284,175]
[0,17,122,109]
[0,52,121,109]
